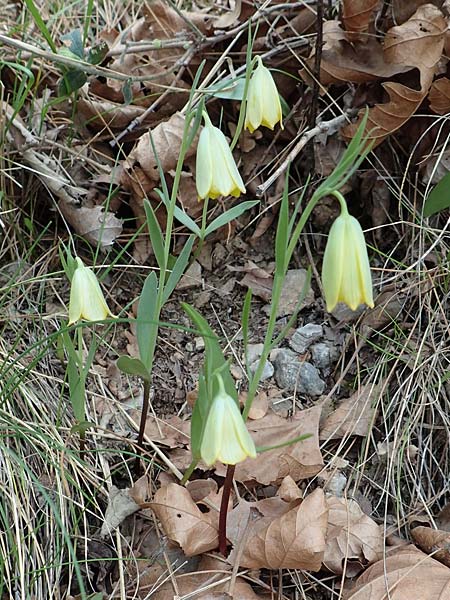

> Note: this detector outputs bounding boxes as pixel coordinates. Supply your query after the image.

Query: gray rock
[246,343,273,382]
[289,323,323,354]
[310,342,339,373]
[274,349,325,396]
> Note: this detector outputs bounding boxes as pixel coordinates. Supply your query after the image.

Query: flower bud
[322,205,374,312]
[68,258,113,324]
[200,386,257,466]
[245,56,283,133]
[196,112,246,200]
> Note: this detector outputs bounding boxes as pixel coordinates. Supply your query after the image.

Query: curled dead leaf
[429,77,450,114]
[320,383,381,441]
[324,496,383,576]
[235,488,328,570]
[342,4,446,146]
[411,525,450,567]
[344,545,450,599]
[150,483,218,556]
[342,0,379,38]
[125,112,195,181]
[215,406,323,485]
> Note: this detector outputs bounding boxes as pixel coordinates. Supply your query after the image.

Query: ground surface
[1,1,450,599]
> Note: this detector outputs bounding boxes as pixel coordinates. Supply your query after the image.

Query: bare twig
[256,112,354,196]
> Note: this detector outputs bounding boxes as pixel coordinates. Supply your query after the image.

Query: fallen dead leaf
[320,383,381,441]
[277,475,303,502]
[129,412,190,448]
[342,0,379,38]
[429,77,450,114]
[215,406,323,484]
[411,526,450,567]
[344,545,450,599]
[342,5,447,145]
[324,496,384,576]
[125,112,195,182]
[100,485,140,537]
[58,204,123,248]
[234,488,328,570]
[150,483,218,556]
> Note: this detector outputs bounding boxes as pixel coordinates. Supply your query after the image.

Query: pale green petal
[322,213,373,312]
[200,394,225,465]
[81,269,111,321]
[349,216,374,308]
[322,217,346,312]
[68,259,112,323]
[212,126,246,196]
[200,391,256,466]
[68,268,83,324]
[196,127,214,199]
[245,62,283,132]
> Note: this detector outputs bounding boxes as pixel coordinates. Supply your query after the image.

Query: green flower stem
[330,189,349,215]
[242,188,325,421]
[76,325,86,459]
[229,37,257,151]
[135,114,195,459]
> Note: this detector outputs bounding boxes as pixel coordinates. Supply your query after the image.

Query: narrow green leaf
[241,288,252,373]
[275,173,289,276]
[24,0,57,52]
[154,188,201,236]
[207,77,246,100]
[162,235,195,304]
[204,200,259,237]
[143,199,165,270]
[423,171,450,217]
[116,355,151,381]
[137,272,158,370]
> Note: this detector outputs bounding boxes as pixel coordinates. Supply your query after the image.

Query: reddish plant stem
[218,464,235,556]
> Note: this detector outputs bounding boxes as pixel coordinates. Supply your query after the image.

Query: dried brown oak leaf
[342,0,379,38]
[411,526,450,568]
[150,483,218,556]
[429,77,450,114]
[215,406,323,485]
[300,21,410,87]
[124,112,194,182]
[320,383,381,441]
[236,488,328,570]
[342,4,447,146]
[344,545,450,599]
[324,496,383,576]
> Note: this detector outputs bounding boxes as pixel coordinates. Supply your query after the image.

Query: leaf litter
[3,0,450,598]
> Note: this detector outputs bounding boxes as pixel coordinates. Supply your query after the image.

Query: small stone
[289,323,323,353]
[274,349,325,396]
[249,358,274,381]
[310,342,339,373]
[194,336,205,350]
[245,343,274,382]
[246,343,264,364]
[177,260,202,290]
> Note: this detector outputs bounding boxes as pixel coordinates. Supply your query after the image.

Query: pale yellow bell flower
[245,56,283,133]
[68,258,113,324]
[196,112,246,200]
[322,203,374,313]
[200,381,257,466]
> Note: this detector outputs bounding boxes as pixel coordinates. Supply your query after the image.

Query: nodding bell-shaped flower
[322,201,374,313]
[200,378,257,466]
[196,112,246,201]
[68,258,113,324]
[245,56,283,133]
